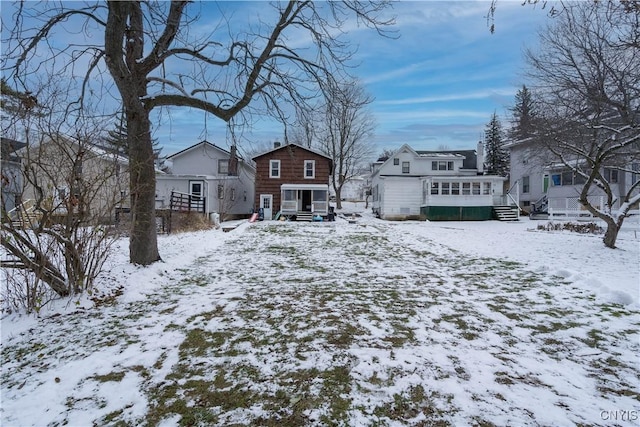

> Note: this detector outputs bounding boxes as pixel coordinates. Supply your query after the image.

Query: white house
[155,141,256,220]
[508,138,640,218]
[370,143,511,221]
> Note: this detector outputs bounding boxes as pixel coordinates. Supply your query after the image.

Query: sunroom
[280,184,329,216]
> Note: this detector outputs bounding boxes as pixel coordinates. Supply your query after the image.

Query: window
[561,171,573,186]
[472,183,480,195]
[431,182,439,195]
[270,160,280,178]
[218,159,229,175]
[522,176,530,194]
[283,189,296,201]
[551,174,561,186]
[462,183,471,195]
[604,168,618,184]
[633,163,640,185]
[574,173,586,185]
[190,181,203,200]
[432,161,454,171]
[451,182,460,195]
[393,158,399,165]
[217,184,224,199]
[441,182,450,195]
[483,182,491,195]
[304,160,315,179]
[402,161,410,174]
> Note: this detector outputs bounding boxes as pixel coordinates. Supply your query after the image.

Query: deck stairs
[8,200,42,229]
[493,205,519,221]
[295,212,313,222]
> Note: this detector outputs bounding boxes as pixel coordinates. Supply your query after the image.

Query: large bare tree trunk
[127,107,160,264]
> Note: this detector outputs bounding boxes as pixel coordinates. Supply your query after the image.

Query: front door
[260,194,273,220]
[301,190,312,212]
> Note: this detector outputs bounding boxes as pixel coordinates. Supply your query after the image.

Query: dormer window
[431,161,454,171]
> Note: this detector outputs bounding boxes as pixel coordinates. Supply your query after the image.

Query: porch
[280,184,330,219]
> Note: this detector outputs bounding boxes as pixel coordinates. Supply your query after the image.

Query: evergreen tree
[484,112,509,176]
[103,111,162,159]
[508,85,538,141]
[103,111,128,156]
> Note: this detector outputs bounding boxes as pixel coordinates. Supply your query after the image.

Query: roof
[417,149,477,170]
[252,142,332,162]
[1,137,27,154]
[167,140,230,159]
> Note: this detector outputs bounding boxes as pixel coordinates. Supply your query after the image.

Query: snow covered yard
[1,211,639,426]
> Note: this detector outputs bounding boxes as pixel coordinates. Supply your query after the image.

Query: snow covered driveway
[2,217,638,426]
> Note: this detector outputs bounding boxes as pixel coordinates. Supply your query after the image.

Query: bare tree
[1,87,125,313]
[525,1,640,248]
[318,79,376,209]
[3,1,394,265]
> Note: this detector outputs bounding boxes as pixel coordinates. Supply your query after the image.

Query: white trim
[269,159,281,178]
[304,160,316,179]
[281,184,328,191]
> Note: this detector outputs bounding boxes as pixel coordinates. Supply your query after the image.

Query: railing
[312,201,328,214]
[170,191,205,214]
[281,200,297,213]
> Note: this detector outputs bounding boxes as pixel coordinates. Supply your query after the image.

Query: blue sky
[2,1,554,159]
[154,1,554,158]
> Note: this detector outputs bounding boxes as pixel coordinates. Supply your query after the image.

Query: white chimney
[477,140,484,174]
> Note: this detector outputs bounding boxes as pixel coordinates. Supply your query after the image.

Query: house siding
[159,141,255,218]
[253,144,332,216]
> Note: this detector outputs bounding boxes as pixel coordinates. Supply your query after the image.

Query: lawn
[2,216,638,426]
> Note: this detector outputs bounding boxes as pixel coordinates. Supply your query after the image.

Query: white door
[260,194,273,220]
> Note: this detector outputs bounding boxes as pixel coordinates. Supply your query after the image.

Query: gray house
[508,138,640,217]
[156,141,256,220]
[1,137,26,217]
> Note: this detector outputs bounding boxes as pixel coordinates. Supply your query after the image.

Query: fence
[170,191,205,213]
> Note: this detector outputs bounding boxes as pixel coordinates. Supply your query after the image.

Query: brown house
[252,143,333,220]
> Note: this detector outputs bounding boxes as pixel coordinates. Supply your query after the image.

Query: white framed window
[304,160,315,179]
[218,159,229,175]
[604,168,618,184]
[190,181,204,200]
[472,182,481,195]
[462,183,471,195]
[451,182,460,195]
[393,158,399,165]
[270,160,281,178]
[402,161,410,174]
[431,182,439,195]
[483,182,492,195]
[522,176,530,193]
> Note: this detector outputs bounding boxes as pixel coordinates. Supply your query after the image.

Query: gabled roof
[251,142,332,162]
[167,140,231,160]
[1,137,27,158]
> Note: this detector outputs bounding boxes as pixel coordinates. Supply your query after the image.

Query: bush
[537,221,604,234]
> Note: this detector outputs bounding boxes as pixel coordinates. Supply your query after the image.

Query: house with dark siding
[252,143,333,220]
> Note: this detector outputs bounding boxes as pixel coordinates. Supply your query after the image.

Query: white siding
[379,177,422,219]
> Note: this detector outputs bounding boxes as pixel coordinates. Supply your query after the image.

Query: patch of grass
[90,371,126,382]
